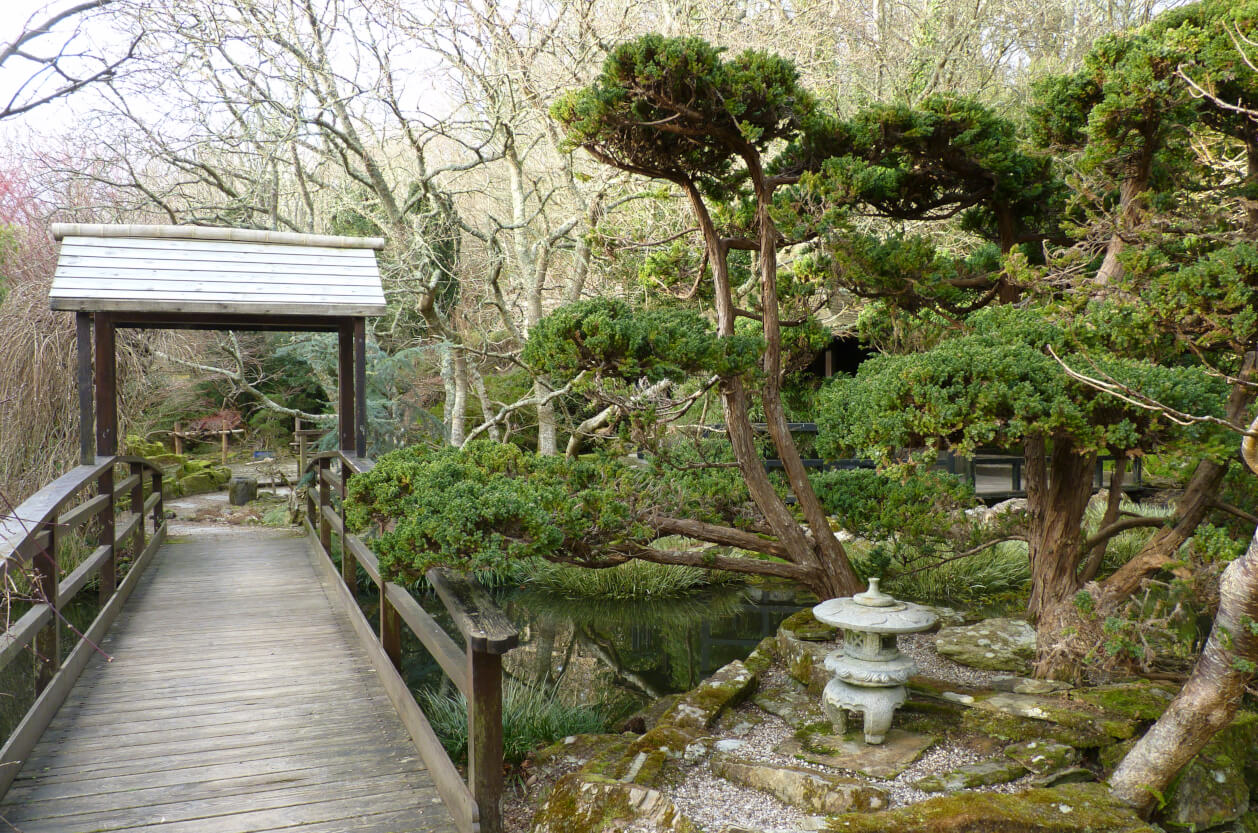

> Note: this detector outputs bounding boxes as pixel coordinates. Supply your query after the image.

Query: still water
[385,584,806,716]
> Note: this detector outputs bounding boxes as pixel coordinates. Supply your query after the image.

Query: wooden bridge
[0,225,518,833]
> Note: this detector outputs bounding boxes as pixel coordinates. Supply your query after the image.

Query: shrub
[423,681,609,764]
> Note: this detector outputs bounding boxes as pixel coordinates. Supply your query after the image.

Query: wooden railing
[304,451,517,833]
[0,454,166,796]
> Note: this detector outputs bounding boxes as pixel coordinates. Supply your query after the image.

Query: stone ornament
[813,578,938,744]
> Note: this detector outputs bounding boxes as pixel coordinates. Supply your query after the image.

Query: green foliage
[522,297,763,384]
[816,304,1226,460]
[812,467,981,545]
[510,555,739,599]
[423,681,610,764]
[552,34,814,194]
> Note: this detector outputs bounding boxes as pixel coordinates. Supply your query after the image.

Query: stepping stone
[913,757,1028,792]
[974,692,1139,739]
[1029,766,1097,788]
[775,729,935,779]
[935,618,1035,673]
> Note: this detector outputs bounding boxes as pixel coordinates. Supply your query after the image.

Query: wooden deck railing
[0,454,166,796]
[304,451,517,833]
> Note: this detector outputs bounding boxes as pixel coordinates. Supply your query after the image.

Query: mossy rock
[779,609,837,642]
[710,753,889,814]
[912,756,1028,793]
[530,774,699,833]
[151,453,186,468]
[743,636,777,675]
[1004,740,1080,775]
[177,471,219,495]
[210,466,232,486]
[961,708,1116,750]
[1161,711,1258,831]
[619,694,682,733]
[533,733,633,768]
[1068,682,1177,722]
[180,459,213,475]
[161,477,184,499]
[125,434,167,458]
[778,630,831,695]
[820,782,1157,833]
[972,693,1139,740]
[657,660,756,733]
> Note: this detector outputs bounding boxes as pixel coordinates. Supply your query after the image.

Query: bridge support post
[468,648,504,833]
[33,527,59,694]
[76,312,93,465]
[94,314,117,457]
[381,594,401,671]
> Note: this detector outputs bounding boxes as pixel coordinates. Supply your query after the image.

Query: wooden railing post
[340,458,357,598]
[98,465,115,604]
[468,647,504,833]
[150,467,164,532]
[318,457,332,558]
[381,592,402,671]
[130,461,145,554]
[32,526,59,694]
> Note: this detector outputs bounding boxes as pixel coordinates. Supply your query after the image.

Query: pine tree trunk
[1024,433,1097,680]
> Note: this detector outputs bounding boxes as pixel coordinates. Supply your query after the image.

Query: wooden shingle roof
[48,224,388,318]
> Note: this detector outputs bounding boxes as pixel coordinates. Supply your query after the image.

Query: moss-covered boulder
[210,465,232,486]
[971,692,1139,740]
[530,774,698,833]
[125,434,167,458]
[935,618,1036,674]
[777,627,832,695]
[161,476,184,499]
[820,782,1157,832]
[1161,711,1258,831]
[177,471,219,495]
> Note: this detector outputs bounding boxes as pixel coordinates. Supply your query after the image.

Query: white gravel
[670,764,807,833]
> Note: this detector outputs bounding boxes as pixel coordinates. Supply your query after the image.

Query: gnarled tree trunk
[1024,433,1098,680]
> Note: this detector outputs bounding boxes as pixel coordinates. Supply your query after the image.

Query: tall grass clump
[423,681,609,763]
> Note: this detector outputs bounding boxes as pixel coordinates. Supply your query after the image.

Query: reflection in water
[399,586,804,719]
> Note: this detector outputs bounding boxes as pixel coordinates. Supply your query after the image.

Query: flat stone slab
[752,677,827,729]
[973,693,1138,739]
[935,618,1035,673]
[711,753,889,814]
[776,729,935,779]
[913,757,1027,793]
[1005,740,1080,775]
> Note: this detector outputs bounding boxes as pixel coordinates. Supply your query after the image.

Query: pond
[363,579,809,724]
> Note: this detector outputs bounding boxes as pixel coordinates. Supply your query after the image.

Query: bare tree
[0,0,140,122]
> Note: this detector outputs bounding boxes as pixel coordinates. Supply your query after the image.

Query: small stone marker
[228,476,258,506]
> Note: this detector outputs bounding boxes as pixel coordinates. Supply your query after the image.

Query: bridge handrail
[0,454,167,797]
[303,450,516,833]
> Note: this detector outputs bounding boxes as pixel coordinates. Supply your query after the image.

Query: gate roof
[48,224,387,319]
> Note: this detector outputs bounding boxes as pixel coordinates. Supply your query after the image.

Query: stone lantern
[813,578,937,744]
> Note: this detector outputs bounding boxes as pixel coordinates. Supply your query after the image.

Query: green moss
[779,609,837,641]
[821,782,1156,832]
[1068,682,1177,721]
[961,709,1116,750]
[743,636,777,675]
[177,471,218,495]
[627,725,699,758]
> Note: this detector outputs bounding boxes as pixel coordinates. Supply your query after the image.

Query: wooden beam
[94,314,117,456]
[0,605,51,675]
[428,570,519,655]
[338,323,354,452]
[354,318,367,458]
[384,582,469,696]
[76,312,93,464]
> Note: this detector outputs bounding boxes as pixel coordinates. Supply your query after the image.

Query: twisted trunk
[1024,433,1097,680]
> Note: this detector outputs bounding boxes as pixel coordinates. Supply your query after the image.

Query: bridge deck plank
[0,530,456,833]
